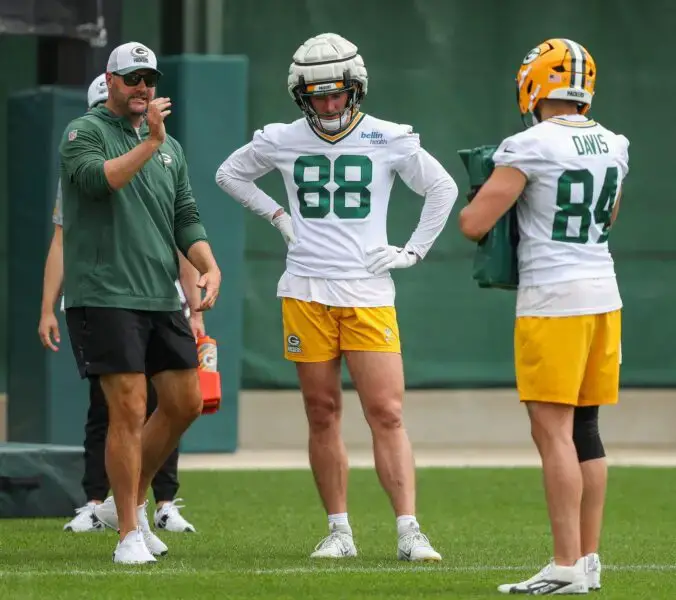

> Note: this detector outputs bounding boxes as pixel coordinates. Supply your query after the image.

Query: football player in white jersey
[216,33,457,560]
[459,38,629,594]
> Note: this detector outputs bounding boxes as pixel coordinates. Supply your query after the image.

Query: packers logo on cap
[131,46,149,58]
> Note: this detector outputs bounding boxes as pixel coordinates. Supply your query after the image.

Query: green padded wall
[0,36,39,394]
[7,87,89,444]
[218,0,676,389]
[159,55,248,452]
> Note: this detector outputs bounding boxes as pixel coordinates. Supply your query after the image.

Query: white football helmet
[87,73,108,109]
[288,33,368,134]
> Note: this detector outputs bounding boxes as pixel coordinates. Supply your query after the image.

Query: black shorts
[65,307,198,379]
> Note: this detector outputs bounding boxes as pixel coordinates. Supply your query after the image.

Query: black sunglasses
[115,71,159,88]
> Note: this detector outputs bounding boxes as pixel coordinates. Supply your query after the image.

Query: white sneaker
[497,558,588,595]
[397,523,442,562]
[310,524,358,558]
[113,527,156,564]
[585,553,601,590]
[154,498,196,533]
[95,496,168,557]
[63,502,105,532]
[137,501,169,556]
[93,496,118,530]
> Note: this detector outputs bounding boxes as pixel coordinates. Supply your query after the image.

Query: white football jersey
[248,113,435,279]
[493,114,629,288]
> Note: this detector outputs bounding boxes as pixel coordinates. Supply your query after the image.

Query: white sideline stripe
[1,564,675,577]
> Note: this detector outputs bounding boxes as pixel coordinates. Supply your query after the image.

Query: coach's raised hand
[147,97,171,145]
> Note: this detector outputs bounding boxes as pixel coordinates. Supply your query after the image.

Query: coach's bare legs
[99,373,147,539]
[345,351,415,516]
[138,369,202,499]
[297,359,348,515]
[527,402,582,566]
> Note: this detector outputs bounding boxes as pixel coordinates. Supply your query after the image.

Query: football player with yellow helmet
[460,38,629,594]
[216,33,457,561]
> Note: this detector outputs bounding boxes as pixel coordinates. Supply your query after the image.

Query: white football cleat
[310,524,357,558]
[154,498,196,533]
[397,523,442,562]
[113,527,156,564]
[63,502,105,532]
[93,496,118,530]
[585,553,601,590]
[497,558,588,595]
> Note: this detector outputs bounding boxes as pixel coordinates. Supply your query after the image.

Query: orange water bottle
[197,335,218,371]
[197,335,221,414]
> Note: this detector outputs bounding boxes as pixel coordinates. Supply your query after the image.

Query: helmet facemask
[293,74,364,135]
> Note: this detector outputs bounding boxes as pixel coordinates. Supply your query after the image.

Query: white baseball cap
[87,73,108,108]
[106,41,161,75]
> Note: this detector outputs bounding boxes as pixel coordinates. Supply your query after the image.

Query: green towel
[458,145,519,290]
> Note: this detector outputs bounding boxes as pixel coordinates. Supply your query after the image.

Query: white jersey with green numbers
[493,114,629,288]
[249,113,429,279]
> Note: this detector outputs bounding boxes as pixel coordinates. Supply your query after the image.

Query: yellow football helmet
[516,38,596,126]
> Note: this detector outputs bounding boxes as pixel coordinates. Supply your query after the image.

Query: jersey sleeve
[216,127,277,184]
[389,126,459,260]
[214,126,284,221]
[614,134,630,179]
[250,127,278,172]
[492,133,547,180]
[389,125,420,173]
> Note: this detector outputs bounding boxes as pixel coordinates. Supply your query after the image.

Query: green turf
[1,467,675,599]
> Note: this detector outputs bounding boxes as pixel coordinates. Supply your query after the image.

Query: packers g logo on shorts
[287,334,302,354]
[522,47,541,65]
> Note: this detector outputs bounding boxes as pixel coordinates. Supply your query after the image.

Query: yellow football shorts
[281,298,401,362]
[514,310,621,406]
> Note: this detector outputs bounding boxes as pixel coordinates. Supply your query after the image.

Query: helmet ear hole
[527,80,533,94]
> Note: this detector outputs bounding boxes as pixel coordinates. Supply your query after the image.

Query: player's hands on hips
[147,97,171,144]
[271,209,297,246]
[196,268,221,312]
[38,311,60,352]
[365,245,418,276]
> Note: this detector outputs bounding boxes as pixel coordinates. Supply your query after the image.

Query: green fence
[218,0,676,388]
[1,1,674,404]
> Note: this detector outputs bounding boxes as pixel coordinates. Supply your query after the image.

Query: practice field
[2,468,675,599]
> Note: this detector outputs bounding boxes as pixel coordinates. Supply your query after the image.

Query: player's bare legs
[297,359,348,516]
[526,401,582,566]
[575,407,607,556]
[346,350,440,561]
[580,456,606,590]
[580,458,606,554]
[297,358,356,558]
[344,351,414,515]
[99,373,147,540]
